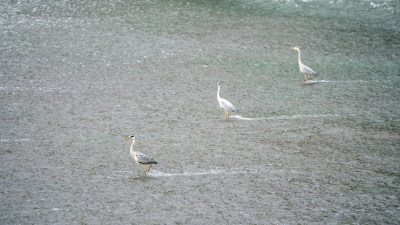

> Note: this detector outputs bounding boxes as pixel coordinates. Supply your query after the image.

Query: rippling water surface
[1,0,399,224]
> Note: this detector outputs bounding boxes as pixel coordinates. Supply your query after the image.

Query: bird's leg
[147,164,153,173]
[224,110,229,119]
[140,164,148,175]
[304,74,307,82]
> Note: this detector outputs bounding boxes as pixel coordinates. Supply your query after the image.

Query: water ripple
[231,114,345,121]
[110,168,245,179]
[266,114,341,120]
[230,115,259,121]
[149,169,242,177]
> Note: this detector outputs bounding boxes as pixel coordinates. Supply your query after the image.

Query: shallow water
[1,0,399,224]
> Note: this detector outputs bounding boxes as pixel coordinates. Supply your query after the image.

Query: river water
[1,0,399,224]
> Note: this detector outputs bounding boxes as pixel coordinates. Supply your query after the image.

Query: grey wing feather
[136,152,157,164]
[300,64,319,76]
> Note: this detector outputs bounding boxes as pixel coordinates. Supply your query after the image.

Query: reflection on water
[1,0,399,224]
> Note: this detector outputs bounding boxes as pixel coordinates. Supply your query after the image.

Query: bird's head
[289,47,300,51]
[217,82,220,86]
[124,135,135,141]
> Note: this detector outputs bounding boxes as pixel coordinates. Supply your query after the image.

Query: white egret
[217,82,239,119]
[124,135,157,175]
[290,47,320,82]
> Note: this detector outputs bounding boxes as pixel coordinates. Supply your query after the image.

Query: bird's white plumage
[125,135,157,175]
[290,47,319,81]
[217,82,239,119]
[218,97,239,112]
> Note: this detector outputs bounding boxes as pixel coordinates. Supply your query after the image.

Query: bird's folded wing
[136,152,157,164]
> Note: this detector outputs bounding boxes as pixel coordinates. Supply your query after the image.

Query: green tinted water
[1,0,399,224]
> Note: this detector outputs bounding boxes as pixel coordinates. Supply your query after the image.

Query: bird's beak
[289,47,294,50]
[124,137,130,140]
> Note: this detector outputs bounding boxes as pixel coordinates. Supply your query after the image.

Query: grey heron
[217,82,239,119]
[124,135,157,175]
[290,47,320,82]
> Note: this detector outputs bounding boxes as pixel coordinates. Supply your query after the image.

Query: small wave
[107,169,240,179]
[303,80,377,84]
[0,86,69,93]
[230,114,344,121]
[313,80,330,83]
[149,169,242,177]
[230,115,258,121]
[267,114,340,120]
[0,138,32,143]
[302,80,326,84]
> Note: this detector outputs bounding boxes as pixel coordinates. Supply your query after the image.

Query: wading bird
[217,82,239,119]
[289,47,320,82]
[124,135,157,175]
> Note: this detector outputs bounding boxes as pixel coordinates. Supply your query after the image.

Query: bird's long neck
[297,50,302,67]
[217,85,221,99]
[130,140,136,154]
